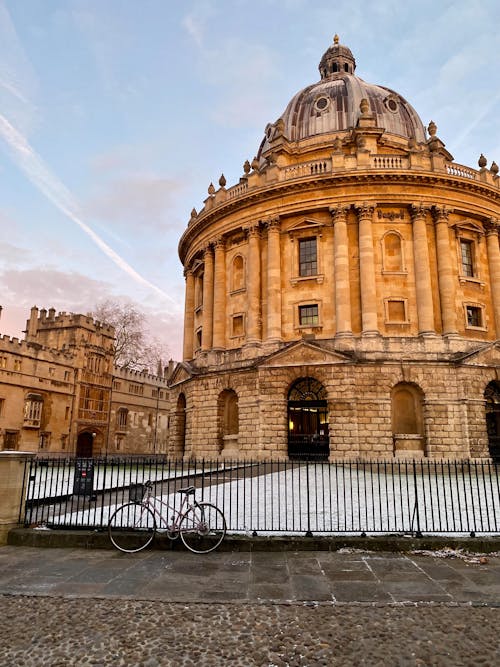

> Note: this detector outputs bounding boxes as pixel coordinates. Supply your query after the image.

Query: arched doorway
[391,382,426,457]
[288,377,329,460]
[76,431,94,458]
[218,389,239,456]
[485,382,500,462]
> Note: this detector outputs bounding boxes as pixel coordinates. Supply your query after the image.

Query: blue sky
[0,0,499,360]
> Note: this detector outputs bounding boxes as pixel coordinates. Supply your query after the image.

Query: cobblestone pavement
[0,546,499,666]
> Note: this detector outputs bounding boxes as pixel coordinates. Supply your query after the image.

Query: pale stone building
[0,307,170,456]
[172,36,500,461]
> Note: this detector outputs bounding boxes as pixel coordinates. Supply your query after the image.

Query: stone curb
[7,527,500,552]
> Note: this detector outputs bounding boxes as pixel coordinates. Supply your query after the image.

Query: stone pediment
[169,362,194,386]
[451,219,485,236]
[257,340,354,368]
[456,342,500,367]
[286,218,325,235]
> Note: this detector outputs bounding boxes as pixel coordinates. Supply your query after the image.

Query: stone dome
[258,36,426,153]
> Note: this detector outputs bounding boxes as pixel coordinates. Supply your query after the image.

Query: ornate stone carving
[355,203,375,220]
[410,203,430,221]
[484,218,500,236]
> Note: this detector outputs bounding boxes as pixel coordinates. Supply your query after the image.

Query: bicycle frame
[138,483,198,533]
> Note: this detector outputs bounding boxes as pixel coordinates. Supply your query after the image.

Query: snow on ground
[43,463,500,536]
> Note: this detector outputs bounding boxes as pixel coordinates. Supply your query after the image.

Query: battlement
[29,307,115,335]
[113,365,170,387]
[0,333,75,362]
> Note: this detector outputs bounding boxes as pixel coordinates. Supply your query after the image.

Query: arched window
[382,231,404,272]
[218,389,239,436]
[391,383,425,456]
[288,377,329,460]
[485,381,500,461]
[231,255,245,291]
[391,383,423,434]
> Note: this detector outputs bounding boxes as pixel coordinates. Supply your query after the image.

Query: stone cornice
[179,172,500,262]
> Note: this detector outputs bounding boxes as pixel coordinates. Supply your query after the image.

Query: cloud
[0,111,176,304]
[86,173,183,232]
[182,0,216,49]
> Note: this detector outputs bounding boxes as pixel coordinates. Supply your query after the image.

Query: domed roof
[259,36,426,153]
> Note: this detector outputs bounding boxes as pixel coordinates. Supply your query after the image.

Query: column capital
[329,205,349,222]
[213,236,226,250]
[432,206,452,222]
[183,266,194,279]
[202,243,214,257]
[264,216,280,231]
[243,222,261,238]
[355,202,375,220]
[484,218,500,236]
[410,203,431,220]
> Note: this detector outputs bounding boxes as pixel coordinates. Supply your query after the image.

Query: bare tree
[92,300,169,374]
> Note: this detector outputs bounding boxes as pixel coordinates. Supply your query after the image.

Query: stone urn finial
[428,120,437,137]
[243,159,251,174]
[208,182,215,196]
[478,153,487,169]
[251,156,259,171]
[190,207,197,218]
[360,98,370,115]
[490,161,499,175]
[334,34,339,45]
[219,173,227,188]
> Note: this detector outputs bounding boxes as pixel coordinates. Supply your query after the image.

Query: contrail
[0,111,176,305]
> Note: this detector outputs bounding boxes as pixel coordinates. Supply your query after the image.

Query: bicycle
[108,481,227,554]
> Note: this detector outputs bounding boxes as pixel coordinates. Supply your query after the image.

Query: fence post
[412,459,423,538]
[0,451,35,545]
[305,462,313,537]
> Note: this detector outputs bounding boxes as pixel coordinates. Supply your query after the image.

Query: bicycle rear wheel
[180,502,226,553]
[108,502,156,553]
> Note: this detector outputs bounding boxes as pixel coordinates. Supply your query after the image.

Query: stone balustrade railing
[445,163,478,180]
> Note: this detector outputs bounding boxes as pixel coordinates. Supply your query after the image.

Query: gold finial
[333,34,339,45]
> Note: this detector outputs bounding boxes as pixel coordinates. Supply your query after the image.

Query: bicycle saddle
[177,485,196,495]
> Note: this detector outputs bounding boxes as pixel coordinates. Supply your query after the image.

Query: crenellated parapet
[113,365,170,387]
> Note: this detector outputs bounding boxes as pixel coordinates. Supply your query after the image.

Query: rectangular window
[117,409,128,428]
[39,432,50,450]
[113,381,121,391]
[4,431,19,450]
[299,238,317,277]
[48,367,55,377]
[466,305,482,328]
[13,359,21,371]
[24,398,43,427]
[460,239,475,277]
[0,356,7,369]
[386,299,407,323]
[232,314,244,337]
[64,371,70,381]
[61,435,67,450]
[0,398,4,416]
[299,304,319,326]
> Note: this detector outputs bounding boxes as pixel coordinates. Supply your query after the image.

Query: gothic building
[0,307,170,456]
[171,36,500,461]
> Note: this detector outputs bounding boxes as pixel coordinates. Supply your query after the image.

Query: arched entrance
[172,393,186,457]
[485,382,500,462]
[76,431,94,458]
[288,377,329,460]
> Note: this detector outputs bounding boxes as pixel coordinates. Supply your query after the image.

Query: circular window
[315,96,329,112]
[385,97,398,113]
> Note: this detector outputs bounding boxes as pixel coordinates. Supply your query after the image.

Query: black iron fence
[23,457,500,536]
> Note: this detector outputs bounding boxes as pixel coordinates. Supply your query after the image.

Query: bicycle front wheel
[108,502,156,553]
[180,502,226,553]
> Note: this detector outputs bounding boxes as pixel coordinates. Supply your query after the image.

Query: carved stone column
[266,217,282,342]
[485,218,500,336]
[201,244,214,351]
[330,205,352,336]
[212,238,226,350]
[356,203,378,335]
[246,224,262,343]
[411,204,435,335]
[182,268,195,360]
[434,207,457,336]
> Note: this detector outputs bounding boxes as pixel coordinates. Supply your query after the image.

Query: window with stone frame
[459,238,476,278]
[231,314,245,337]
[299,304,319,326]
[116,408,128,429]
[23,394,43,428]
[465,304,484,328]
[384,298,408,324]
[39,432,50,450]
[382,232,404,272]
[3,430,19,450]
[298,237,318,277]
[0,397,4,416]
